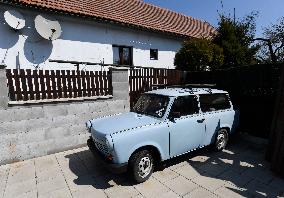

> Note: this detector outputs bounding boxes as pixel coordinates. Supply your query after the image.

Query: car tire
[214,128,229,151]
[129,150,154,183]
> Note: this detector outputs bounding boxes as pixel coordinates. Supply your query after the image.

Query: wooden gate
[129,68,182,109]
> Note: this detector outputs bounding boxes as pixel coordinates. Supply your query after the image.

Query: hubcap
[217,133,227,150]
[138,156,152,178]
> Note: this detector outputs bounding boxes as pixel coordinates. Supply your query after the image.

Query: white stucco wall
[0,5,183,71]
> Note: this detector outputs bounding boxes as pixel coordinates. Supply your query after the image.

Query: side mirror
[169,112,181,121]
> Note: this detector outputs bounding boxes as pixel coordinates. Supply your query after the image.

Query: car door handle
[197,118,205,123]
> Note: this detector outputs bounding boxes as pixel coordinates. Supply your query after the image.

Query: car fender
[127,141,165,162]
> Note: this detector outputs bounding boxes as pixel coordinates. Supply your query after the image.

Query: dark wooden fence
[6,69,112,101]
[184,64,281,138]
[267,65,284,177]
[129,68,182,109]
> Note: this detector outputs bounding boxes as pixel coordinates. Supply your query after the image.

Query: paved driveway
[1,134,284,198]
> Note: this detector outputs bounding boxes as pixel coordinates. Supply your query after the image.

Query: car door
[168,95,206,158]
[199,93,233,146]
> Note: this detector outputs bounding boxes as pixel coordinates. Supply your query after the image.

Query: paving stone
[38,187,72,198]
[37,175,68,196]
[16,190,37,198]
[134,178,169,198]
[215,186,249,198]
[164,176,198,196]
[104,185,140,198]
[155,191,180,198]
[188,155,210,168]
[168,161,188,170]
[66,175,98,191]
[241,168,274,184]
[196,160,227,177]
[152,168,179,183]
[4,178,36,198]
[36,166,63,183]
[268,177,284,192]
[71,187,107,198]
[245,180,283,198]
[173,164,202,180]
[35,155,59,173]
[7,160,35,185]
[192,175,225,192]
[184,187,218,198]
[0,165,9,194]
[218,170,252,187]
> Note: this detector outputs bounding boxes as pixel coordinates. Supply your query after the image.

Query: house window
[150,49,158,60]
[113,45,132,66]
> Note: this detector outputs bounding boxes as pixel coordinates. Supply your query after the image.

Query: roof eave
[0,0,192,40]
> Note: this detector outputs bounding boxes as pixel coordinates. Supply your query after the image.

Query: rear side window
[200,94,231,112]
[170,96,199,117]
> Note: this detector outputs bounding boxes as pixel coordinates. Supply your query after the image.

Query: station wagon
[86,87,239,182]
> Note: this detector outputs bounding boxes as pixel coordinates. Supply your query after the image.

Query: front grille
[94,139,109,156]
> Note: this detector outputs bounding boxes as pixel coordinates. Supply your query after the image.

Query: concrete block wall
[0,68,130,165]
[0,99,129,165]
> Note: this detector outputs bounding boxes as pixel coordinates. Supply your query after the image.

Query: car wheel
[129,150,154,183]
[215,128,229,151]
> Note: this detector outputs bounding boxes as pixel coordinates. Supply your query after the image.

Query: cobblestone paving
[1,135,284,198]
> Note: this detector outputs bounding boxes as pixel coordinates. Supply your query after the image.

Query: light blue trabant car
[86,87,239,182]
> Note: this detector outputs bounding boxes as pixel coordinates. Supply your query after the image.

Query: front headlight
[86,121,92,133]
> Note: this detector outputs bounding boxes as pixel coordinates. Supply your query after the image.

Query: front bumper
[87,137,128,174]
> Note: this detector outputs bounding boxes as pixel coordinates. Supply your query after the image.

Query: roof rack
[152,83,216,89]
[151,84,217,94]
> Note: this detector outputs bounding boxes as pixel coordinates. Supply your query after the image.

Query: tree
[213,12,259,67]
[257,17,284,63]
[174,38,224,71]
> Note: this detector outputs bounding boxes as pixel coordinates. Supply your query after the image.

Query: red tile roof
[7,0,216,38]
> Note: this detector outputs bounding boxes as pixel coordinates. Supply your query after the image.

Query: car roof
[146,88,228,97]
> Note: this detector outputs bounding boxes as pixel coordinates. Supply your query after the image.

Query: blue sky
[144,0,283,37]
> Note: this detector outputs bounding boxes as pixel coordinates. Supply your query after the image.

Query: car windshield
[132,94,169,118]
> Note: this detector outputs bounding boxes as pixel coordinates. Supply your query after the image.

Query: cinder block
[47,136,80,154]
[73,112,100,125]
[28,139,54,159]
[16,129,45,145]
[43,105,68,118]
[25,117,53,132]
[88,101,109,113]
[67,103,90,115]
[68,124,87,136]
[0,109,14,122]
[52,115,77,128]
[0,133,17,147]
[107,100,129,111]
[44,127,70,140]
[0,120,30,135]
[0,144,30,165]
[76,133,89,145]
[12,106,44,121]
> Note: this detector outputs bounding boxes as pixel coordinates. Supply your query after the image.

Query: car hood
[88,112,160,138]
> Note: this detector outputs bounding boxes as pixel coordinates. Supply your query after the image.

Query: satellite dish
[4,10,26,30]
[35,15,62,41]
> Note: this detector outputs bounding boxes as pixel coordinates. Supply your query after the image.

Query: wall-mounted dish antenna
[4,10,26,30]
[35,15,62,40]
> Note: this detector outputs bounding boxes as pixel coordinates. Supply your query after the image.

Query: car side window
[170,96,199,117]
[199,94,231,112]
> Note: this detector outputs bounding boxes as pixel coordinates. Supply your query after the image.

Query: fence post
[0,64,8,109]
[110,68,129,101]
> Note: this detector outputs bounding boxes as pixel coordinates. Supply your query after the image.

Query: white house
[0,0,215,71]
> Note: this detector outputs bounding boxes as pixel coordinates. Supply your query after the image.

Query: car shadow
[65,134,283,197]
